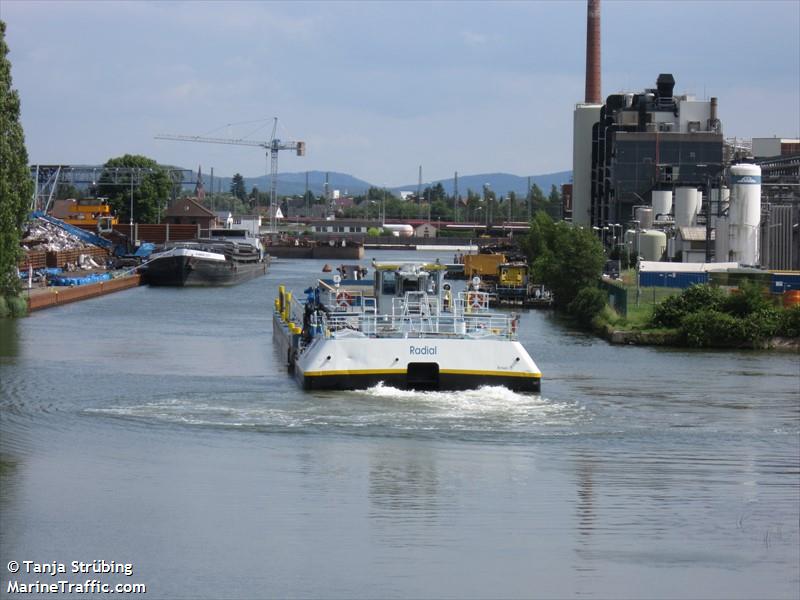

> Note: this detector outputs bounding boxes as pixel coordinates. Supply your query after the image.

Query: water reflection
[368,445,441,545]
[0,318,19,360]
[575,453,597,540]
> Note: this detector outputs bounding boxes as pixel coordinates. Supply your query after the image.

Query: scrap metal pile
[21,218,96,252]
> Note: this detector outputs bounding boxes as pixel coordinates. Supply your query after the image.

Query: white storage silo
[635,206,654,229]
[652,190,673,219]
[639,230,667,261]
[675,187,698,228]
[729,164,761,266]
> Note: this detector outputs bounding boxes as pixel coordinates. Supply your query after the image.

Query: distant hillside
[202,171,373,197]
[390,171,573,198]
[192,169,572,198]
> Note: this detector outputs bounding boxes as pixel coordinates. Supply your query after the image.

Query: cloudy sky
[3,0,798,186]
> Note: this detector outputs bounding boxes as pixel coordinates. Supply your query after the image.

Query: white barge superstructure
[273,262,541,392]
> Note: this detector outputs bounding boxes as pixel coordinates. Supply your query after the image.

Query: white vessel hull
[273,312,541,392]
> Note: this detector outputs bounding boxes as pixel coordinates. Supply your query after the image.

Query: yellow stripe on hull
[303,368,541,379]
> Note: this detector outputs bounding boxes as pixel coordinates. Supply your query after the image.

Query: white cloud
[161,80,213,103]
[460,30,490,47]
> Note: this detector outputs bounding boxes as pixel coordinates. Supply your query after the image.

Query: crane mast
[155,118,305,232]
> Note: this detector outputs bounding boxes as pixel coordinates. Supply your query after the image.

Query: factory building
[570,0,797,270]
[586,74,724,227]
[752,137,800,159]
[755,140,800,270]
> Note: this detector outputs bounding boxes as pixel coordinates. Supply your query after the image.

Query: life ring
[468,292,483,310]
[336,290,352,309]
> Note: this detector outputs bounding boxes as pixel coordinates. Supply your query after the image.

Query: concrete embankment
[602,326,799,351]
[26,274,142,312]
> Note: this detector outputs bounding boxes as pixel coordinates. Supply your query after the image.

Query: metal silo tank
[675,187,698,228]
[625,229,637,256]
[652,190,672,219]
[639,230,667,261]
[635,206,654,229]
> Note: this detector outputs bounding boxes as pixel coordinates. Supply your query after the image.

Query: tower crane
[155,118,305,232]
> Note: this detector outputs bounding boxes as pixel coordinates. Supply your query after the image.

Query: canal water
[1,251,798,599]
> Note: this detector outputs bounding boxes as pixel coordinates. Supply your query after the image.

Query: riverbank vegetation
[0,21,34,317]
[522,211,606,325]
[595,280,800,349]
[521,210,798,349]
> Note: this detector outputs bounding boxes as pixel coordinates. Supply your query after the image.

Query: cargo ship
[142,229,267,286]
[273,261,541,392]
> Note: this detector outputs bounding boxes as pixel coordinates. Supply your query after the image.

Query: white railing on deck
[296,289,519,343]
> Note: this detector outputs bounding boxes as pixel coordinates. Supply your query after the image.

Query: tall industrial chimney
[585,0,601,104]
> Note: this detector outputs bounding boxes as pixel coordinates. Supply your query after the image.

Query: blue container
[639,271,707,289]
[770,273,800,294]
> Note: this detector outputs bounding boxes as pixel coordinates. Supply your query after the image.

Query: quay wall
[27,274,142,312]
[266,245,364,259]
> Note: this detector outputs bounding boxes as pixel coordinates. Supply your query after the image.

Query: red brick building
[164,198,216,230]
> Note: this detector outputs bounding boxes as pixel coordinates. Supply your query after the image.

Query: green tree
[530,183,546,211]
[231,173,246,202]
[56,183,82,200]
[547,184,562,219]
[0,20,34,302]
[421,182,446,204]
[248,186,260,210]
[203,194,248,215]
[523,211,605,308]
[430,199,453,221]
[97,155,173,223]
[548,184,560,205]
[507,191,518,220]
[462,189,480,222]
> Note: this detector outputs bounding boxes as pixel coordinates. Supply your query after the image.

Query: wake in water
[355,382,574,418]
[83,384,588,438]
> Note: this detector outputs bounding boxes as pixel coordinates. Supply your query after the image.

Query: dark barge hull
[143,255,267,287]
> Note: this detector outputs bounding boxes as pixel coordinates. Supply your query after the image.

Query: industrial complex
[572,0,799,271]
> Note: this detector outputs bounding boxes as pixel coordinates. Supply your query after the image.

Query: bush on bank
[649,283,799,348]
[779,305,800,337]
[0,295,27,318]
[567,286,607,327]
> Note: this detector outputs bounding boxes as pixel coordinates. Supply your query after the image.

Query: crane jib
[154,118,305,233]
